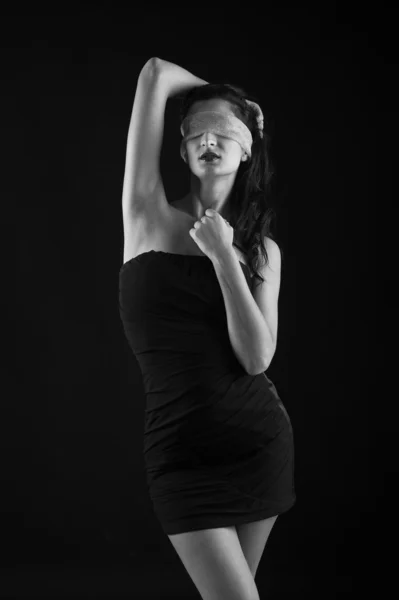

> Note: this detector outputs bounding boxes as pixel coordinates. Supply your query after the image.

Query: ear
[180,141,187,163]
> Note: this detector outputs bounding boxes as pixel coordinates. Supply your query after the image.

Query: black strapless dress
[118,250,296,535]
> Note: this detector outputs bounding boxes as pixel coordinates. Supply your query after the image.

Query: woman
[119,57,296,600]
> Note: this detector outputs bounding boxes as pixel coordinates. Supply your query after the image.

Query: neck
[187,173,235,221]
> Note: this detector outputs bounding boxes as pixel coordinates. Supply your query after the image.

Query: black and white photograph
[3,3,390,598]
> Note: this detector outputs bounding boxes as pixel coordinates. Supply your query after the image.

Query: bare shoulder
[263,236,281,272]
[168,195,193,217]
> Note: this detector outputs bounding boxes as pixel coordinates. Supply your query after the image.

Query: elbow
[247,358,268,376]
[149,57,164,74]
[248,347,276,375]
[149,56,159,68]
[140,57,160,79]
[247,363,268,376]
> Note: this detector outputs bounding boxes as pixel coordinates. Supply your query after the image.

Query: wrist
[211,247,237,269]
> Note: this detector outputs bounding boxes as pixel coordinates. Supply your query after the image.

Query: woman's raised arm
[155,58,209,99]
[122,58,208,219]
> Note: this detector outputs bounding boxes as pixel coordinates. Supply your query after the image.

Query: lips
[200,151,221,161]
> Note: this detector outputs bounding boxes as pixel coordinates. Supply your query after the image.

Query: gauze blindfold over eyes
[180,111,253,158]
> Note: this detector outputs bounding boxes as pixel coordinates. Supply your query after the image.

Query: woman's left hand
[189,208,234,262]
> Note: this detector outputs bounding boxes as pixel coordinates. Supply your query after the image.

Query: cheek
[224,142,241,160]
[225,151,242,167]
[186,146,198,164]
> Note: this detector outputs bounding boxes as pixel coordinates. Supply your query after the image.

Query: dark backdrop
[3,3,392,599]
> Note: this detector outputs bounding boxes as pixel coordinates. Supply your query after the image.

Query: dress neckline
[120,250,249,271]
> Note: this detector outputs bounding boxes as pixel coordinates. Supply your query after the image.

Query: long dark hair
[179,82,281,285]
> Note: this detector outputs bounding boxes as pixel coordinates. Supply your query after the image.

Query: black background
[3,3,394,598]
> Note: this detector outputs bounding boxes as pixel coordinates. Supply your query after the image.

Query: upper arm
[252,236,282,364]
[121,57,168,218]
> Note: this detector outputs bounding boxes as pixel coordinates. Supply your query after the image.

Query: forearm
[152,57,209,98]
[212,250,274,375]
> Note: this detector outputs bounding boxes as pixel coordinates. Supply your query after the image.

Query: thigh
[168,525,259,600]
[236,516,278,578]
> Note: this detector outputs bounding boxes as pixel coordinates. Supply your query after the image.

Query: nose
[200,132,217,148]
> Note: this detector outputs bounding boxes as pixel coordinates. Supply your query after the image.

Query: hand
[189,209,234,262]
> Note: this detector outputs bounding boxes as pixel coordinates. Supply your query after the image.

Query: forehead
[188,98,233,117]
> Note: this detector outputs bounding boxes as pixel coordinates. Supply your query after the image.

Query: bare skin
[181,97,249,222]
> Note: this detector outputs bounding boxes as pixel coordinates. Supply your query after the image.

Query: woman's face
[183,98,248,177]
